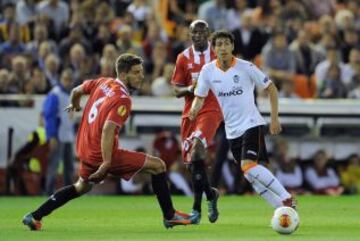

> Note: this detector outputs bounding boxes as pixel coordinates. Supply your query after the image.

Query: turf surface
[0,195,359,241]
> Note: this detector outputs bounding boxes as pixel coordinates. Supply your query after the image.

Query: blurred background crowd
[1,0,360,197]
[0,0,359,99]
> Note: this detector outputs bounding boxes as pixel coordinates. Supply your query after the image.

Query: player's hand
[64,104,81,112]
[269,117,282,135]
[88,162,111,184]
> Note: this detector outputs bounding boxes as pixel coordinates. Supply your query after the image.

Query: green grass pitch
[1,195,359,241]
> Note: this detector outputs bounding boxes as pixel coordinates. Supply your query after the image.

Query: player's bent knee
[146,156,166,174]
[191,139,206,160]
[74,178,93,195]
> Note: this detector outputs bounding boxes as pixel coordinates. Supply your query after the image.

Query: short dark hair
[211,30,235,48]
[115,53,143,76]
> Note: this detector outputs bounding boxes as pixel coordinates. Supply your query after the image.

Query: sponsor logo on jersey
[233,75,240,83]
[218,86,243,97]
[117,105,127,117]
[263,77,269,83]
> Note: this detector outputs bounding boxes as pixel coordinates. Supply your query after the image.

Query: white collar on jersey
[191,42,212,64]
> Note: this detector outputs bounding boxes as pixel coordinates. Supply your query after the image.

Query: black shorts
[229,125,268,163]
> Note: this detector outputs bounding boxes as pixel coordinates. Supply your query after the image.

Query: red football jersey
[172,44,221,118]
[76,77,131,165]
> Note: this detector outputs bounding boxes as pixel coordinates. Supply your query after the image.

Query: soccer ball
[271,207,299,234]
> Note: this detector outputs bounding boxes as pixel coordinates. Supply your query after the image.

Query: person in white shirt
[189,30,296,209]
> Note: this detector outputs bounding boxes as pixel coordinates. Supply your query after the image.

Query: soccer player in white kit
[189,30,296,209]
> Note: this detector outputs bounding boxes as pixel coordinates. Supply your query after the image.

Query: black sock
[151,173,175,220]
[191,160,214,212]
[32,185,80,221]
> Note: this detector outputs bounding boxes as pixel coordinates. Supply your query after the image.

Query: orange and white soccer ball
[271,207,300,234]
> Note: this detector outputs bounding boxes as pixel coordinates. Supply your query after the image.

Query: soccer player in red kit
[23,54,193,230]
[172,20,222,224]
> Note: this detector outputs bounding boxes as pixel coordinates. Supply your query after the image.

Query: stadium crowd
[1,0,360,196]
[0,0,359,98]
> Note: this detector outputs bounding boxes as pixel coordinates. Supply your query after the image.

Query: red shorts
[181,112,222,163]
[79,149,146,181]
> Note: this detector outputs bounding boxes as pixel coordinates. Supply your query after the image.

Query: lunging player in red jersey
[172,20,222,224]
[23,53,193,230]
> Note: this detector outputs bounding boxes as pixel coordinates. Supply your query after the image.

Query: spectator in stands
[26,24,57,59]
[7,55,30,94]
[340,154,360,194]
[262,30,296,88]
[315,47,348,91]
[305,150,344,195]
[340,29,359,63]
[0,3,30,43]
[151,63,174,97]
[273,139,304,194]
[28,67,49,94]
[147,41,168,82]
[92,23,116,56]
[43,68,75,196]
[302,0,336,19]
[43,54,60,88]
[100,44,118,68]
[226,0,251,31]
[0,69,10,94]
[278,80,299,98]
[16,0,38,25]
[116,25,143,57]
[347,69,360,99]
[67,43,86,83]
[99,59,115,78]
[37,0,70,38]
[319,64,347,98]
[232,11,268,61]
[0,24,26,68]
[198,0,228,31]
[153,131,192,196]
[142,22,167,61]
[289,30,323,76]
[126,0,151,27]
[94,1,115,25]
[344,48,360,89]
[315,33,337,58]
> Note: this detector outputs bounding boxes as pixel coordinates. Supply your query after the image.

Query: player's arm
[173,84,195,98]
[88,120,116,183]
[189,96,205,121]
[65,84,85,112]
[265,82,282,135]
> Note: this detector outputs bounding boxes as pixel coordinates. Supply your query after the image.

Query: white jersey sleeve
[195,65,211,97]
[249,63,271,89]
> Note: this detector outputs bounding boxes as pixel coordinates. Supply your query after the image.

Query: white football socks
[245,164,291,201]
[245,172,282,208]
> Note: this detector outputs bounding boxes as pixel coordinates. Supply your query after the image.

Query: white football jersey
[195,58,271,139]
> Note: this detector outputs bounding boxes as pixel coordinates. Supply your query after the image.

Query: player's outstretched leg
[142,155,193,229]
[242,161,296,209]
[23,178,92,231]
[189,139,219,224]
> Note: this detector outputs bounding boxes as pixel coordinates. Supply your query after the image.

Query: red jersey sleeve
[171,54,187,86]
[106,98,131,127]
[82,78,102,94]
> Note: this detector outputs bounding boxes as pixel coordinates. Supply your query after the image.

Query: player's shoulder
[234,58,255,68]
[177,47,192,61]
[202,59,217,71]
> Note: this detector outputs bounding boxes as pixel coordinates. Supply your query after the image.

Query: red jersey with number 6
[76,77,131,165]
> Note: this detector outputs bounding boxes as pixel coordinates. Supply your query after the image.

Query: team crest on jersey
[233,75,240,83]
[117,105,127,117]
